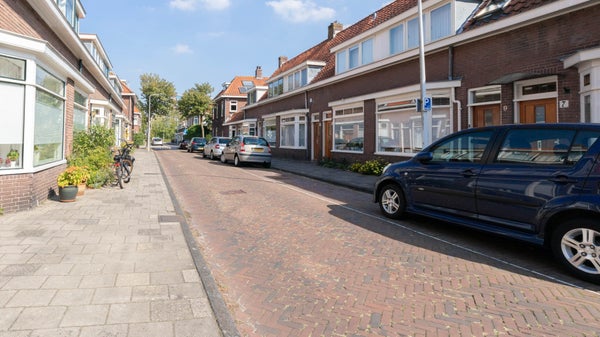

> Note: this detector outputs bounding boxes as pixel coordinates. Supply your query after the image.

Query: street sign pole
[417,0,431,148]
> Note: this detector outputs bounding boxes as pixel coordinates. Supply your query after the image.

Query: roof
[267,0,418,84]
[214,75,268,100]
[461,0,558,31]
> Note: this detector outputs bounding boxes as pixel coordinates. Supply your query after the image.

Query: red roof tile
[214,75,268,99]
[461,0,557,31]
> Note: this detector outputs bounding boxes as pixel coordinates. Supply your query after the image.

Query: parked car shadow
[258,167,600,290]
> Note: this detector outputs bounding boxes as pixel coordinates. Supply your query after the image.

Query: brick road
[158,150,600,337]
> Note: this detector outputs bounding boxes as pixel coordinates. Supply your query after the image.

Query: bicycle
[113,141,135,189]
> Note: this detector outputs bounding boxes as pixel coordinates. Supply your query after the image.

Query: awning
[488,72,538,85]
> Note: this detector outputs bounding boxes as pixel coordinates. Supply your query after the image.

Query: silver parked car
[220,135,272,168]
[203,137,231,159]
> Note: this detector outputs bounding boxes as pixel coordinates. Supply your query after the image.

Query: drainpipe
[448,46,462,131]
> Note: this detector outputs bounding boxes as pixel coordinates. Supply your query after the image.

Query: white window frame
[331,105,364,153]
[230,100,238,112]
[279,113,307,149]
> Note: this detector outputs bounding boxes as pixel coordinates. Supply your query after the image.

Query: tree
[139,73,178,139]
[178,83,213,138]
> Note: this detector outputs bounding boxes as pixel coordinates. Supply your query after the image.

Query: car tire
[263,162,271,168]
[234,155,241,167]
[209,151,215,160]
[221,154,227,164]
[551,218,600,284]
[378,184,406,219]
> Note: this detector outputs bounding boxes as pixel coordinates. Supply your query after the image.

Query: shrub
[68,126,114,187]
[348,159,389,176]
[133,132,145,147]
[57,166,90,187]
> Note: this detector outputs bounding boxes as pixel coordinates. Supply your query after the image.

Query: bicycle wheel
[115,164,123,189]
[122,159,133,183]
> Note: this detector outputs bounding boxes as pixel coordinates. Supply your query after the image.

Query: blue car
[374,123,600,283]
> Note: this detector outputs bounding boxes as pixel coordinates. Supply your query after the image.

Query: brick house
[235,0,599,163]
[0,0,131,214]
[212,66,268,137]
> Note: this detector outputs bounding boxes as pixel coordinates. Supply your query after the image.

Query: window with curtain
[361,39,373,64]
[34,66,65,166]
[431,3,451,41]
[336,50,347,74]
[73,91,87,132]
[407,17,420,48]
[390,24,404,55]
[280,115,306,148]
[263,119,277,146]
[333,107,364,152]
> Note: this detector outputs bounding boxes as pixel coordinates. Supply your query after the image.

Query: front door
[519,98,557,124]
[313,121,322,160]
[324,120,332,159]
[473,105,501,127]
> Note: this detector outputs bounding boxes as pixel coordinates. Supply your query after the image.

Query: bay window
[333,106,364,152]
[0,55,26,170]
[34,66,65,166]
[280,114,306,148]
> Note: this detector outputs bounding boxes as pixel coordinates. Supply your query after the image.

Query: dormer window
[268,63,324,98]
[336,38,374,73]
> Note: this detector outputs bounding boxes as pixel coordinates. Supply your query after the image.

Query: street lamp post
[147,93,160,152]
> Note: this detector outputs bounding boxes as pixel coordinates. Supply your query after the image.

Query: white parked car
[203,137,231,159]
[151,137,163,146]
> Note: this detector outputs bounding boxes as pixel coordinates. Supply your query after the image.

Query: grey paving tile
[181,269,200,283]
[51,289,94,306]
[69,264,104,276]
[79,274,115,288]
[11,306,66,330]
[92,287,131,304]
[2,276,47,290]
[174,318,221,337]
[150,271,183,285]
[34,264,74,276]
[131,285,169,302]
[115,273,149,287]
[29,327,79,337]
[79,324,127,337]
[0,290,16,307]
[0,307,22,330]
[5,289,56,307]
[189,297,214,318]
[150,299,194,322]
[168,283,205,300]
[128,322,173,337]
[60,305,109,327]
[41,275,82,289]
[107,302,149,324]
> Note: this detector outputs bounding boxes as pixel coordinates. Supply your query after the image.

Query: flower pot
[58,185,78,202]
[77,183,86,196]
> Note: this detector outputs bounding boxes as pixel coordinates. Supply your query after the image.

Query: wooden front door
[473,105,501,127]
[312,121,322,160]
[519,99,557,124]
[324,120,332,159]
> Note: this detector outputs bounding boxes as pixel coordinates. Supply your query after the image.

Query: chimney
[278,56,288,68]
[255,66,263,79]
[328,21,343,39]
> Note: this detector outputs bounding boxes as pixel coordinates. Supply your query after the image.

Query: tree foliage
[178,83,214,138]
[139,73,177,118]
[178,83,213,119]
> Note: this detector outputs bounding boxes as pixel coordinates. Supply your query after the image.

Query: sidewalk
[0,150,228,337]
[270,158,378,194]
[0,150,379,337]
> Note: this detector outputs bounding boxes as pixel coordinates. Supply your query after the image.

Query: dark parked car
[373,123,600,283]
[178,139,188,150]
[188,137,207,153]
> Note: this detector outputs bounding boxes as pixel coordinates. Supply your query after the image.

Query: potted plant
[7,149,19,166]
[57,166,90,202]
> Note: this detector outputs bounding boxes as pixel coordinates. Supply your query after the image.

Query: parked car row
[179,135,272,168]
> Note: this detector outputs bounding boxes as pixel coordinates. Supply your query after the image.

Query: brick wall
[0,164,64,214]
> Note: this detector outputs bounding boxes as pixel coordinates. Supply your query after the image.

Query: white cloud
[266,0,336,23]
[169,0,230,11]
[169,0,196,11]
[172,44,193,54]
[200,0,231,10]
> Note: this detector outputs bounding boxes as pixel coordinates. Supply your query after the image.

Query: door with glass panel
[473,105,500,127]
[519,99,557,124]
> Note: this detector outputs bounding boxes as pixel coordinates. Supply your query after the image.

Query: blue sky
[79,0,391,98]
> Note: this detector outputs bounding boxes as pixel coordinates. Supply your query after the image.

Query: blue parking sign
[424,97,432,111]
